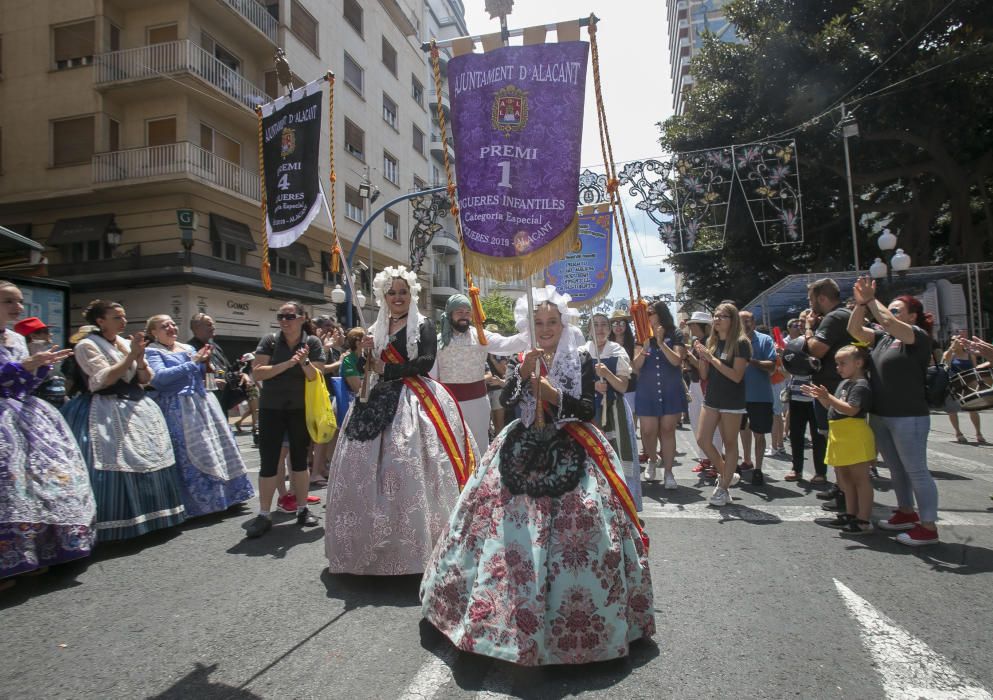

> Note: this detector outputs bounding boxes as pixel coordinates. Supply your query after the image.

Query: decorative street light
[330,283,346,305]
[838,103,860,271]
[869,228,912,292]
[105,221,123,250]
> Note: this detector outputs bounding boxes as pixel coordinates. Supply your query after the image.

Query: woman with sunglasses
[693,303,751,507]
[324,266,473,575]
[848,277,939,546]
[244,302,325,538]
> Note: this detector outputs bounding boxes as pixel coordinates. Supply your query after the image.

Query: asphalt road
[3,417,992,700]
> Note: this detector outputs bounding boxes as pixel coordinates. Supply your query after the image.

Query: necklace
[389,313,408,323]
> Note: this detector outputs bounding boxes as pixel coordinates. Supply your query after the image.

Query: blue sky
[461,1,677,304]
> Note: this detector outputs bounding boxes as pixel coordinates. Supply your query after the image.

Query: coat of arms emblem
[492,85,528,135]
[280,128,296,158]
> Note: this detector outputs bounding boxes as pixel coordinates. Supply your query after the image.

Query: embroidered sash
[382,344,474,488]
[562,421,649,551]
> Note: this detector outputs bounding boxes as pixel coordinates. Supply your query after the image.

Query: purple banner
[449,41,589,279]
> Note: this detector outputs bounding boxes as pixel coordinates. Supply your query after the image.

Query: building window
[109,119,120,152]
[200,123,241,164]
[146,117,176,147]
[344,119,364,161]
[109,24,121,52]
[271,252,300,277]
[52,116,95,166]
[264,0,279,20]
[382,93,398,130]
[343,0,363,37]
[413,175,427,191]
[384,210,399,242]
[290,0,319,55]
[53,20,95,69]
[344,52,363,95]
[147,23,178,45]
[382,37,397,77]
[66,240,110,263]
[431,164,442,186]
[383,151,399,185]
[412,125,425,156]
[201,31,240,72]
[345,185,365,223]
[212,240,242,263]
[411,76,424,107]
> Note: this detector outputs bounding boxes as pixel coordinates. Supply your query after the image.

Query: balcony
[431,228,460,254]
[430,130,454,164]
[429,86,451,121]
[93,142,260,202]
[95,40,268,114]
[217,0,278,44]
[432,272,462,297]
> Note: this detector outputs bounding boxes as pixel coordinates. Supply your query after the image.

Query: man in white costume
[434,294,529,454]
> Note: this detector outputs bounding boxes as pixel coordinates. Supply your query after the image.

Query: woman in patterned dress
[144,315,254,517]
[1,280,96,589]
[61,300,185,542]
[420,286,655,666]
[324,267,474,575]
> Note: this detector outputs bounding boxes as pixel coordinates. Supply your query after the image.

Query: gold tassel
[630,299,653,345]
[261,259,272,292]
[462,214,580,283]
[469,283,488,345]
[330,243,341,274]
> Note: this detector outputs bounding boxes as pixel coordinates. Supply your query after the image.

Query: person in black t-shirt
[848,278,939,546]
[693,302,751,507]
[804,278,852,488]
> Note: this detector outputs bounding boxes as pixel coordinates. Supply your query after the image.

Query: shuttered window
[52,116,94,166]
[53,20,95,69]
[290,0,318,54]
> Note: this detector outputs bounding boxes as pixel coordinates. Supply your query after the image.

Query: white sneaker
[729,473,741,488]
[709,487,730,507]
[764,447,776,457]
[663,472,677,490]
[645,458,659,482]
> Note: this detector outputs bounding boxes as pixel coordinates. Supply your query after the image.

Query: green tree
[659,0,993,309]
[480,293,517,334]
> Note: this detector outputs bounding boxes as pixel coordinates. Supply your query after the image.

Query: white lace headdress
[370,265,426,359]
[513,285,585,427]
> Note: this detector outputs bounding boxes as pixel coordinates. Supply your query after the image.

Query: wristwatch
[302,358,311,366]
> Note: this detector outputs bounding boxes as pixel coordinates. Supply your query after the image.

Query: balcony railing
[93,141,260,201]
[432,274,461,289]
[221,0,278,43]
[95,40,268,112]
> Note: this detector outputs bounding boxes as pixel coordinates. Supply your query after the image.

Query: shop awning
[0,225,44,253]
[47,214,115,246]
[270,241,314,267]
[209,214,257,251]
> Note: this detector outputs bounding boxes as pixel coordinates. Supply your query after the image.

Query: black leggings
[789,400,827,477]
[258,408,310,478]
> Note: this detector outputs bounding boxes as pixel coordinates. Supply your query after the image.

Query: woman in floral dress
[144,314,254,517]
[1,280,95,589]
[420,286,655,666]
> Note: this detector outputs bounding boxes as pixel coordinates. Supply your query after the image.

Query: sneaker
[816,486,841,501]
[296,507,319,526]
[821,496,847,512]
[896,524,939,546]
[878,510,920,531]
[775,447,789,459]
[708,488,730,507]
[306,494,321,504]
[751,470,764,485]
[763,447,776,457]
[840,520,875,536]
[245,515,272,538]
[644,459,659,482]
[825,513,855,528]
[729,473,741,488]
[663,472,678,490]
[277,493,297,513]
[703,466,719,479]
[737,461,754,472]
[692,460,710,473]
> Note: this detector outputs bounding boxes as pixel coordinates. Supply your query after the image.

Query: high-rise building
[666,0,740,116]
[0,0,469,356]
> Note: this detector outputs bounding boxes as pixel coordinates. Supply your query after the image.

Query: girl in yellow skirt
[802,345,876,535]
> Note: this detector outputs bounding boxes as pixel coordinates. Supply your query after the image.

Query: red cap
[13,317,48,337]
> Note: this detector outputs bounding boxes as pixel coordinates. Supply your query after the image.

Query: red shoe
[896,524,939,546]
[306,494,321,504]
[737,461,754,472]
[878,510,920,532]
[703,466,719,479]
[639,453,649,464]
[692,460,710,474]
[277,493,297,513]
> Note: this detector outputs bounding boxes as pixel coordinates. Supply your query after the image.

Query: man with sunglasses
[805,279,852,498]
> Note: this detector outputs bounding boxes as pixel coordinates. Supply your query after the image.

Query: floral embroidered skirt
[420,419,655,666]
[1,395,96,578]
[324,378,469,575]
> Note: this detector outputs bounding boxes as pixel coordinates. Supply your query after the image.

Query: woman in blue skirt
[144,314,254,517]
[61,300,185,542]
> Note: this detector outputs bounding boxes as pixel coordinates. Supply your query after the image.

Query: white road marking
[397,646,457,700]
[638,501,993,527]
[926,448,993,484]
[834,579,992,700]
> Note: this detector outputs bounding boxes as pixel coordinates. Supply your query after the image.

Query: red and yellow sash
[382,344,474,489]
[562,421,649,552]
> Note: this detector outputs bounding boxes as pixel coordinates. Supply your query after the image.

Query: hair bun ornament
[513,285,579,333]
[372,265,422,308]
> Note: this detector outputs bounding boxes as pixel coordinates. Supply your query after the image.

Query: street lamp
[105,221,123,250]
[330,284,346,304]
[838,104,860,271]
[869,228,912,292]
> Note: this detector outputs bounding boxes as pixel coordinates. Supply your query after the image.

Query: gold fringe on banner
[461,213,579,283]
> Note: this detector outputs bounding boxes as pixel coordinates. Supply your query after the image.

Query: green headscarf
[439,294,471,348]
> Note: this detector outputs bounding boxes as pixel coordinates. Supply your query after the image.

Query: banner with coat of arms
[448,41,589,281]
[259,80,323,248]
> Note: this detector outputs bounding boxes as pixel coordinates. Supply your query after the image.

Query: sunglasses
[276,313,300,321]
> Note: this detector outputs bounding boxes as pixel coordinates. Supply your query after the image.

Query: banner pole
[319,182,366,328]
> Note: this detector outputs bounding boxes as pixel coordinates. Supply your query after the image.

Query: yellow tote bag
[305,372,338,444]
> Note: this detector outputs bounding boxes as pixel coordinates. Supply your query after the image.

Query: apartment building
[666,0,740,116]
[0,0,469,356]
